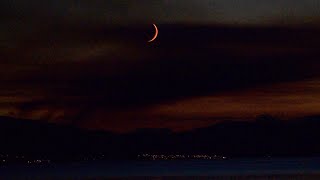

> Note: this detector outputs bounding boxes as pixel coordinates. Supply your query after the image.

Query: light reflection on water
[1,157,320,178]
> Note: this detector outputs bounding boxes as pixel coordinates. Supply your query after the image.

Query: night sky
[1,1,320,132]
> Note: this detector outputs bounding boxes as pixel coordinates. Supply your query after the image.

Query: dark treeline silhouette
[1,115,320,162]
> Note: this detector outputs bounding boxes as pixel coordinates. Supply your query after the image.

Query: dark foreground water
[1,158,320,179]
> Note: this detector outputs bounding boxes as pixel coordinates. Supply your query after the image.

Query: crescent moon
[148,24,158,43]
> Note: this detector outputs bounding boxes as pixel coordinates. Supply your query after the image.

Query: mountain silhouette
[1,115,320,162]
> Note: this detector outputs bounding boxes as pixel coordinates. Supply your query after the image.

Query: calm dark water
[1,158,320,178]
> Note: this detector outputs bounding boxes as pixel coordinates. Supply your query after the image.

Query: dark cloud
[1,0,320,24]
[2,0,320,133]
[1,22,320,131]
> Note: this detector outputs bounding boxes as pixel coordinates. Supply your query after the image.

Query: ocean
[1,157,320,179]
